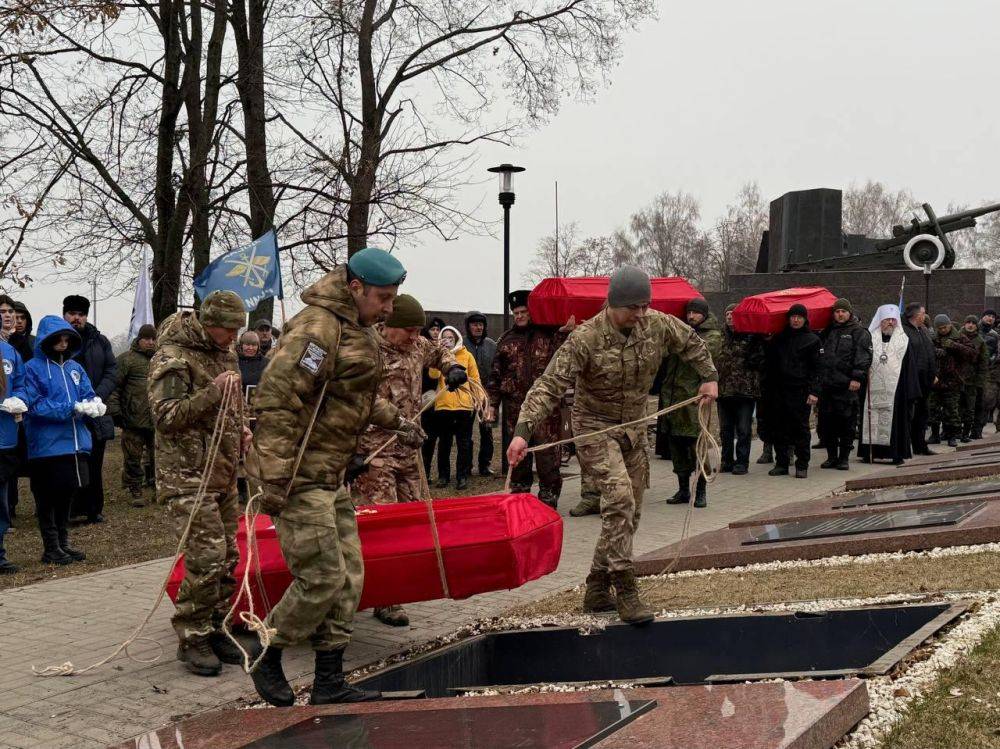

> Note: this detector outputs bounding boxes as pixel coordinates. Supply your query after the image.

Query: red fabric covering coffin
[166,494,562,615]
[731,287,837,335]
[527,276,701,326]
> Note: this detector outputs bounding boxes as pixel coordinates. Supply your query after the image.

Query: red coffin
[528,276,700,326]
[166,494,562,615]
[731,286,837,335]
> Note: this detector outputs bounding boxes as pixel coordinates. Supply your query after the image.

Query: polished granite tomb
[118,681,870,749]
[844,453,1000,491]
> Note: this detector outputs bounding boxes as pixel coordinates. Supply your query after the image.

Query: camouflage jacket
[932,326,978,391]
[657,314,723,437]
[514,309,718,440]
[251,267,402,522]
[109,339,154,431]
[486,325,566,410]
[960,328,989,387]
[714,326,764,400]
[358,328,458,459]
[148,312,241,502]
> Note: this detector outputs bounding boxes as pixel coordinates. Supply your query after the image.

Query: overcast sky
[14,0,1000,336]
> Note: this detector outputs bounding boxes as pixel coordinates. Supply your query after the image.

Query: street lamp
[487,163,525,334]
[488,163,524,474]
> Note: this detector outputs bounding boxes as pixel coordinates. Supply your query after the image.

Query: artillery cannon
[760,188,1000,273]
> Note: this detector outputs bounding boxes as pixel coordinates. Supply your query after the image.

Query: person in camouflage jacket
[353,295,460,629]
[978,311,1000,434]
[658,297,722,508]
[713,303,765,475]
[960,315,988,441]
[248,250,427,708]
[148,292,251,677]
[929,315,977,446]
[109,324,157,506]
[485,289,571,506]
[507,267,717,626]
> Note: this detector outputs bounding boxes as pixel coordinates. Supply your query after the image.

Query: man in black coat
[902,303,938,454]
[63,295,117,523]
[818,299,873,470]
[764,304,822,478]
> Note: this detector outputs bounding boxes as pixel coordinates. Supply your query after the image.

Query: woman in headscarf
[858,304,922,464]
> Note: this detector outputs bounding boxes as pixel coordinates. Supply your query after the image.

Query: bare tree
[707,181,768,290]
[948,201,1000,276]
[842,180,919,237]
[524,221,618,282]
[273,0,656,258]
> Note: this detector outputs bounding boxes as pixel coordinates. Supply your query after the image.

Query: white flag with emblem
[129,248,154,341]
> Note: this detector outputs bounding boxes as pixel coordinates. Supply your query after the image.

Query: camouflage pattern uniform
[980,323,1000,431]
[486,325,566,503]
[960,327,987,438]
[148,311,242,642]
[252,267,404,652]
[354,328,457,505]
[515,309,717,573]
[930,326,977,439]
[109,339,155,493]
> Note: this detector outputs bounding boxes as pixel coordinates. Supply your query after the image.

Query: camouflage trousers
[980,381,999,429]
[354,450,423,505]
[579,471,602,504]
[169,490,239,641]
[961,384,979,434]
[929,389,962,436]
[573,414,649,574]
[504,400,562,501]
[121,428,155,491]
[267,487,363,651]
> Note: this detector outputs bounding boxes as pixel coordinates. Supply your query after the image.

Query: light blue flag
[193,229,283,309]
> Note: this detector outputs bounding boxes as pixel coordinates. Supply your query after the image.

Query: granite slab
[114,681,869,749]
[904,447,1000,466]
[957,434,1000,452]
[844,455,1000,491]
[728,480,1000,529]
[635,498,1000,574]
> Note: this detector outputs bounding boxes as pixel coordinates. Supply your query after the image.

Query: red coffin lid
[731,286,837,335]
[528,276,700,326]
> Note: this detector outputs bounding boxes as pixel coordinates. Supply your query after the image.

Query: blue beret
[347,248,407,287]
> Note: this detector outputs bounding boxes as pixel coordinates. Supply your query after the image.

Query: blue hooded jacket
[0,340,26,451]
[24,316,95,459]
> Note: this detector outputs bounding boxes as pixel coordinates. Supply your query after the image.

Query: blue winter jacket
[0,340,27,451]
[24,316,96,459]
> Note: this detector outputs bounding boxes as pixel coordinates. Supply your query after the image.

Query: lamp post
[488,163,525,333]
[488,163,524,474]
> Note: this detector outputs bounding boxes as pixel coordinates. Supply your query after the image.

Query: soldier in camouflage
[485,289,572,508]
[978,310,1000,435]
[248,249,430,708]
[930,314,977,447]
[508,266,718,625]
[353,293,461,628]
[109,324,158,507]
[148,291,252,677]
[959,315,988,442]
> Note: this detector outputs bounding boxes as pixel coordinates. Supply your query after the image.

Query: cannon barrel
[875,201,1000,253]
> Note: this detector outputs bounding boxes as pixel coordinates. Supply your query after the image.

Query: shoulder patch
[2,359,11,376]
[299,341,327,375]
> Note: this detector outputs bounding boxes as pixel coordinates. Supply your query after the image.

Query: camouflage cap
[385,294,425,329]
[199,290,246,330]
[347,248,407,287]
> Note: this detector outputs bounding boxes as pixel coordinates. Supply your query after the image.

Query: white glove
[88,397,107,417]
[0,397,26,414]
[74,402,88,415]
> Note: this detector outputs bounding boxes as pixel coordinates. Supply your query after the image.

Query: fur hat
[63,295,90,315]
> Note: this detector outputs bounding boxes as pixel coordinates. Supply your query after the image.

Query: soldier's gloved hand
[395,420,426,449]
[445,365,468,392]
[344,454,370,486]
[259,483,288,517]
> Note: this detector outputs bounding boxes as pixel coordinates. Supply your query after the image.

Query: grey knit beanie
[933,313,951,327]
[607,265,652,307]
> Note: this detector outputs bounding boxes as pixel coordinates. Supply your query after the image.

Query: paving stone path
[0,439,896,748]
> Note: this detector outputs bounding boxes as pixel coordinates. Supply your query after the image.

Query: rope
[33,379,242,677]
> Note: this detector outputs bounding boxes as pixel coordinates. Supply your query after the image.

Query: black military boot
[177,635,223,677]
[756,443,774,464]
[310,648,381,705]
[40,529,72,565]
[820,445,839,469]
[609,570,654,626]
[57,528,86,562]
[250,646,295,706]
[768,448,790,476]
[209,630,250,665]
[836,440,852,470]
[927,424,941,444]
[582,569,616,613]
[666,473,691,504]
[569,493,601,517]
[693,476,707,508]
[960,429,972,443]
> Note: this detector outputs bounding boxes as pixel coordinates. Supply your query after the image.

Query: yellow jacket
[431,346,480,411]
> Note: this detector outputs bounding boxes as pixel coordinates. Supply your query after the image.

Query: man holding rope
[354,293,465,627]
[507,266,718,625]
[249,248,424,707]
[149,291,252,677]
